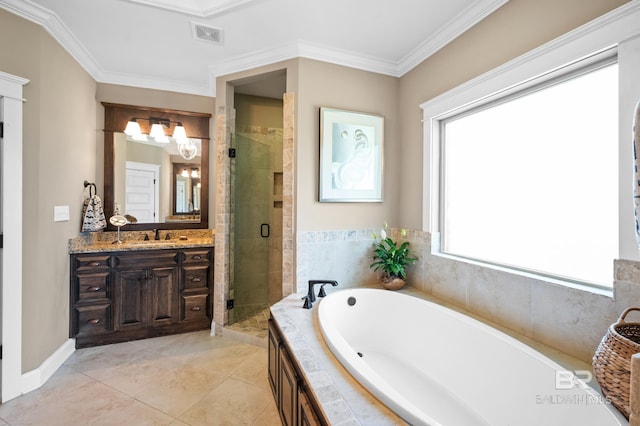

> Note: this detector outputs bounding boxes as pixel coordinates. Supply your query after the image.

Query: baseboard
[21,338,75,395]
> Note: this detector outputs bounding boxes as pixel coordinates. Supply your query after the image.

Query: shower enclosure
[229,128,283,326]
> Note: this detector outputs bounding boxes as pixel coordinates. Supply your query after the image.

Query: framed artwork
[319,107,384,202]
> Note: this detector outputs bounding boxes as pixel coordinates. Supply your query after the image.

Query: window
[439,54,618,288]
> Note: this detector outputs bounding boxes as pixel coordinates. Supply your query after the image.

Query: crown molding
[210,0,510,81]
[397,0,510,75]
[297,40,400,76]
[98,70,216,97]
[125,0,257,18]
[209,40,299,81]
[0,0,106,80]
[420,0,640,113]
[209,39,400,81]
[1,0,511,97]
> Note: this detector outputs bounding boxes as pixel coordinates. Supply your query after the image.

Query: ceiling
[1,0,509,97]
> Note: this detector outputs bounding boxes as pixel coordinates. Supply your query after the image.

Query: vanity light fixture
[150,122,169,143]
[181,168,190,177]
[123,118,141,136]
[191,168,199,178]
[172,122,188,143]
[123,117,196,159]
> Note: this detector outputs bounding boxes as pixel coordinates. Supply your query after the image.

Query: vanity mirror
[102,102,211,230]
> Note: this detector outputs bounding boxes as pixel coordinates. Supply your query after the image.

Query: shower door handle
[260,223,270,238]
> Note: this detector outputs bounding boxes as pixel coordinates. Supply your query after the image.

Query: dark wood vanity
[69,102,215,348]
[269,318,326,426]
[70,246,213,348]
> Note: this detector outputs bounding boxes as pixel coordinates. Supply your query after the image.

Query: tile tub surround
[271,286,597,426]
[270,292,403,425]
[68,229,214,253]
[297,228,640,364]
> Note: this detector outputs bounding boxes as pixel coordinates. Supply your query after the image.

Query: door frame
[125,161,160,223]
[0,70,28,402]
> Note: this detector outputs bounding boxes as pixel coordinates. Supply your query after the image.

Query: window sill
[430,249,615,299]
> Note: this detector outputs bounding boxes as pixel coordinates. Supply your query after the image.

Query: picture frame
[319,107,384,202]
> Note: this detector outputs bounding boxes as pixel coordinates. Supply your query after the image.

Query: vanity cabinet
[180,250,211,322]
[70,247,213,348]
[268,318,325,426]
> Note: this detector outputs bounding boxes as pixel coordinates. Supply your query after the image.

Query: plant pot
[379,275,406,290]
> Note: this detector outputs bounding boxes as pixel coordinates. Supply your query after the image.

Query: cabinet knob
[88,286,102,292]
[193,255,202,260]
[88,318,101,325]
[190,306,201,311]
[191,277,202,283]
[90,262,100,266]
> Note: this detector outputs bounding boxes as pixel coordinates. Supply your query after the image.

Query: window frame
[437,51,618,289]
[420,2,640,294]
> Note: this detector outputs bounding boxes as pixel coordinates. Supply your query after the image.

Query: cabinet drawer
[113,251,179,269]
[182,250,211,264]
[182,265,208,290]
[77,273,109,300]
[182,294,208,321]
[73,255,111,272]
[76,303,111,335]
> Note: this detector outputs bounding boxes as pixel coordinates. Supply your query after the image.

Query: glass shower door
[230,133,271,324]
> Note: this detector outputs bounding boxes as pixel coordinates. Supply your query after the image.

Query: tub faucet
[302,279,338,309]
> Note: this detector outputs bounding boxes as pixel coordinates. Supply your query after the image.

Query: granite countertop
[269,285,593,426]
[68,229,215,254]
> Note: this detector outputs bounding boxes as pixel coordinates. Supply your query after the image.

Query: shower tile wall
[214,106,235,327]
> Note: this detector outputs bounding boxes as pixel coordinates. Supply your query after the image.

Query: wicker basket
[593,307,640,419]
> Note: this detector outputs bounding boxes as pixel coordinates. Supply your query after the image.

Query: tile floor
[226,306,270,340]
[0,330,281,425]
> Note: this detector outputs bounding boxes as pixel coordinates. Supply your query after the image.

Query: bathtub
[317,288,628,426]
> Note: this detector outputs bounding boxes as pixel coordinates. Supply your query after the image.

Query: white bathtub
[317,288,628,426]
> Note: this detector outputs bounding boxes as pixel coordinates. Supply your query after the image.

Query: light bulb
[150,123,169,143]
[124,120,141,136]
[172,124,188,143]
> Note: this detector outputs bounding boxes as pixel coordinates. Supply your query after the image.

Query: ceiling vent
[191,22,224,45]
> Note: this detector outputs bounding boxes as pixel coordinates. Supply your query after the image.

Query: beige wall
[235,94,283,129]
[398,0,630,229]
[296,58,399,231]
[0,9,97,371]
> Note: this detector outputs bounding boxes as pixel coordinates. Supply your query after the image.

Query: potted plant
[370,222,417,290]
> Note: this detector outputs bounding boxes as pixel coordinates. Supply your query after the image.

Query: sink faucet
[302,280,338,309]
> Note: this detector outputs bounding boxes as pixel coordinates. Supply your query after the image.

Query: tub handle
[302,295,312,309]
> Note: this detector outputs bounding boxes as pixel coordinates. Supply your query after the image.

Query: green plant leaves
[370,237,417,280]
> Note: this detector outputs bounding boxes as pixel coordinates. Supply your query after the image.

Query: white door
[1,70,28,403]
[125,162,159,223]
[175,179,187,213]
[0,97,4,396]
